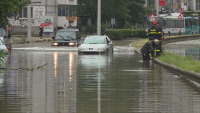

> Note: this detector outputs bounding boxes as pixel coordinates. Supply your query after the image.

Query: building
[9,0,78,36]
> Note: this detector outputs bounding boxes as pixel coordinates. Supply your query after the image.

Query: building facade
[9,0,78,36]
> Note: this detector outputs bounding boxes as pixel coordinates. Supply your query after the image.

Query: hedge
[105,29,146,40]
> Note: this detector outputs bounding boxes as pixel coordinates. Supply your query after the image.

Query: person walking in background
[67,23,73,28]
[7,26,12,46]
[141,39,159,61]
[62,24,67,29]
[39,23,44,40]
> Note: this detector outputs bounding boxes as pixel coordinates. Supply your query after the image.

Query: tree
[0,0,31,29]
[77,0,129,24]
[125,0,151,28]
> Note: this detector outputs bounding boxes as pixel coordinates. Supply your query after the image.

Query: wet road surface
[0,40,200,112]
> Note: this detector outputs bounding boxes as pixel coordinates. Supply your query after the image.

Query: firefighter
[147,20,164,56]
[141,39,159,61]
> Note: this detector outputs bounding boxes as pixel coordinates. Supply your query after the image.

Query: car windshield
[83,37,105,44]
[56,31,76,40]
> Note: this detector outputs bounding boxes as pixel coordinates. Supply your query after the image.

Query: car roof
[58,28,79,32]
[86,35,107,38]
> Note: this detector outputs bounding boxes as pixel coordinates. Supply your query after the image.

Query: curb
[130,42,200,81]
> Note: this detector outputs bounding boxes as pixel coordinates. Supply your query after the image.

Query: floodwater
[165,39,200,60]
[0,44,200,112]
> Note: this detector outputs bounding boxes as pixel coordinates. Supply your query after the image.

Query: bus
[145,13,199,36]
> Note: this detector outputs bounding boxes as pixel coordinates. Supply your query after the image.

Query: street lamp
[97,0,101,35]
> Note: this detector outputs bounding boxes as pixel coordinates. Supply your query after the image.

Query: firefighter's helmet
[154,39,159,45]
[152,21,157,25]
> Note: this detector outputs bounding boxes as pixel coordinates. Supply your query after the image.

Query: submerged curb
[130,42,200,80]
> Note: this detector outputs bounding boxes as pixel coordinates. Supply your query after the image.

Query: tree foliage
[125,0,151,26]
[0,0,31,29]
[77,0,129,24]
[77,0,150,28]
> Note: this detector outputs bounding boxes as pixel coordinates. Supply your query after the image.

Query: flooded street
[0,40,200,112]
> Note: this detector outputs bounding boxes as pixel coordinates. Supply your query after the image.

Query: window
[58,5,66,16]
[165,19,184,28]
[191,19,198,25]
[196,0,200,10]
[19,7,33,18]
[66,5,76,16]
[185,19,191,28]
[23,7,27,18]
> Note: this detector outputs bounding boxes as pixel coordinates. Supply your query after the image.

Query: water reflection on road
[165,40,200,60]
[0,50,200,112]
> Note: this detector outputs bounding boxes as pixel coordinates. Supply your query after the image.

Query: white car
[0,40,9,55]
[78,35,113,53]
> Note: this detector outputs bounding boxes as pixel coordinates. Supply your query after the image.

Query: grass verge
[132,39,200,73]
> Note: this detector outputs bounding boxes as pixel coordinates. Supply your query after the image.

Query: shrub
[105,29,123,40]
[101,24,106,35]
[105,29,146,40]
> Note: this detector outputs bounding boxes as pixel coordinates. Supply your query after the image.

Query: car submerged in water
[78,35,113,53]
[51,29,81,47]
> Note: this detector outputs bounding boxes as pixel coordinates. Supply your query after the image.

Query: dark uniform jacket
[148,25,163,40]
[141,40,157,57]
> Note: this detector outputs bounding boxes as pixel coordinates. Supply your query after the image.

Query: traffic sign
[178,13,183,19]
[149,14,156,21]
[159,0,165,6]
[177,8,183,14]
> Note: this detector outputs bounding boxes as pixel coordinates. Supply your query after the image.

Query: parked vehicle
[52,28,81,47]
[78,35,113,53]
[0,40,9,55]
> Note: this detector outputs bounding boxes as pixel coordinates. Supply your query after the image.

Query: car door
[76,31,81,44]
[106,37,113,51]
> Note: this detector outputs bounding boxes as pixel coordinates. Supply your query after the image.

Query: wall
[9,0,58,36]
[58,17,77,27]
[11,26,40,36]
[58,0,77,5]
[9,6,45,26]
[188,0,195,11]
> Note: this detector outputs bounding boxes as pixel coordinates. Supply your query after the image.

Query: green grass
[131,39,148,50]
[132,39,200,73]
[157,52,200,73]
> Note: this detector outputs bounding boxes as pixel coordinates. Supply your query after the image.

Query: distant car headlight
[97,47,106,51]
[78,47,85,51]
[52,42,58,46]
[69,42,75,46]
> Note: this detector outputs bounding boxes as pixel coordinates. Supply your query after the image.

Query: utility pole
[97,0,101,35]
[27,4,31,42]
[156,0,159,17]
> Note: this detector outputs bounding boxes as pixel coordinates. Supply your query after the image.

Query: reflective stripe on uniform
[148,32,161,34]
